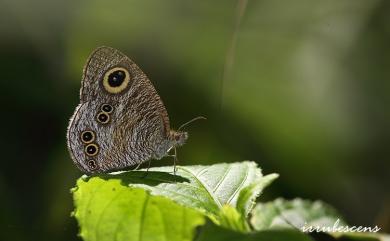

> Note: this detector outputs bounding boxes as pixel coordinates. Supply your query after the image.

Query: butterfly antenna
[177,116,207,131]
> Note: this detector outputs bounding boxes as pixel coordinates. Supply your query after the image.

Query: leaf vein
[178,166,223,208]
[212,165,232,193]
[226,164,250,205]
[139,194,150,241]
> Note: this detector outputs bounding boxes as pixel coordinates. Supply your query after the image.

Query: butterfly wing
[67,46,172,173]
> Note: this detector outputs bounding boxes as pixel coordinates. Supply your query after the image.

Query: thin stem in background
[220,0,248,110]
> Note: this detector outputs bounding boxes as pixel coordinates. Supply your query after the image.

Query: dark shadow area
[97,170,190,187]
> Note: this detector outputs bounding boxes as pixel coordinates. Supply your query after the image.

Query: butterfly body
[67,46,187,174]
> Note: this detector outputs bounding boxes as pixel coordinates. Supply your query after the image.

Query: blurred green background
[0,0,389,240]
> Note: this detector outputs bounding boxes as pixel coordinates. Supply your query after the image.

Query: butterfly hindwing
[67,46,174,173]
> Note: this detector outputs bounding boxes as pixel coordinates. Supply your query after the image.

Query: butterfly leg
[167,147,179,177]
[141,159,152,178]
[173,147,178,175]
[133,162,143,171]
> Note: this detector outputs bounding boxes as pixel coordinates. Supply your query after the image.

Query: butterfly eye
[87,159,98,170]
[102,67,131,94]
[101,104,114,113]
[96,112,110,124]
[85,143,99,156]
[175,135,181,141]
[80,130,95,143]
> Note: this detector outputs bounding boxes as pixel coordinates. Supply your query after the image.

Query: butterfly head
[169,130,188,147]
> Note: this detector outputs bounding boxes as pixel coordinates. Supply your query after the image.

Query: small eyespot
[85,143,99,156]
[96,112,110,124]
[101,104,114,113]
[102,67,131,94]
[87,159,98,170]
[80,130,95,144]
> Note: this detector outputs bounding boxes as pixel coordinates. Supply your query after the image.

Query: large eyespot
[101,103,114,113]
[96,112,110,124]
[102,67,130,94]
[85,143,99,156]
[87,159,98,170]
[80,130,95,144]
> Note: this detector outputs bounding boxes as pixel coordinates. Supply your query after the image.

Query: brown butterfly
[67,46,200,174]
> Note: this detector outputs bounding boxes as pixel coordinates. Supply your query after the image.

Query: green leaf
[250,199,390,241]
[218,205,250,233]
[73,161,278,236]
[104,161,277,231]
[250,198,345,231]
[236,173,279,217]
[72,176,205,241]
[196,221,314,241]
